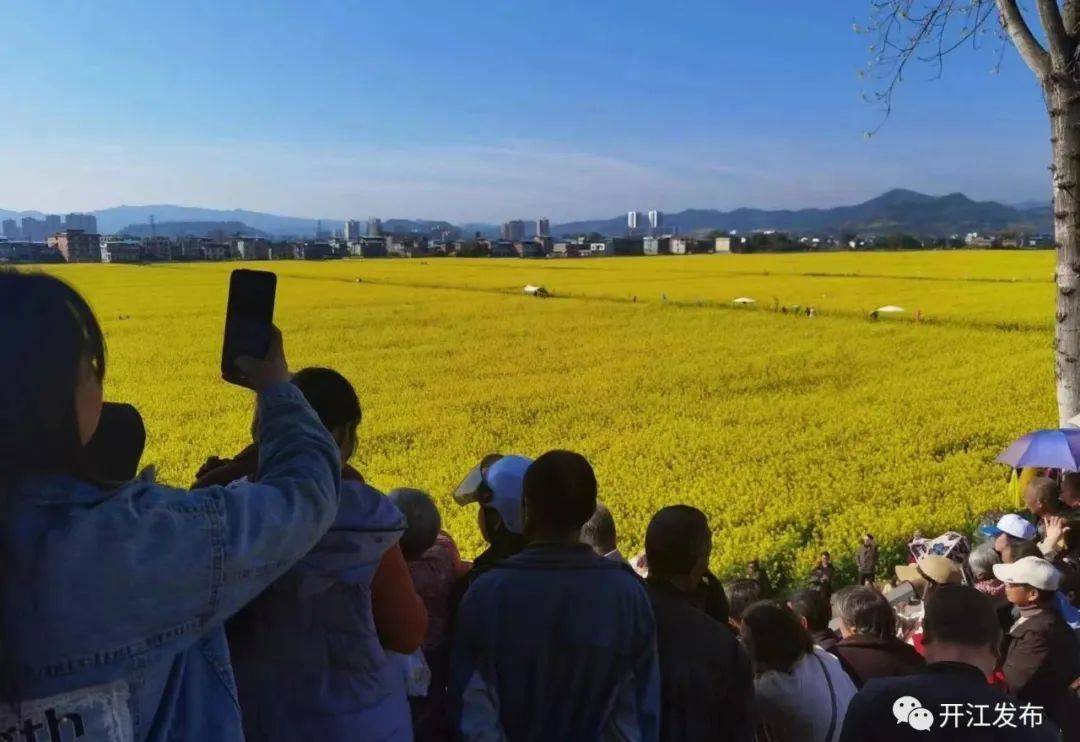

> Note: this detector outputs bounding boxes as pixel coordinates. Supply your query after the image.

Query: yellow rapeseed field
[34,252,1060,586]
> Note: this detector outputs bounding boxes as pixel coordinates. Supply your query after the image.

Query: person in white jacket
[742,601,857,742]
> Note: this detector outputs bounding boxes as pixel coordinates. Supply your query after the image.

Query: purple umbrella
[996,428,1080,471]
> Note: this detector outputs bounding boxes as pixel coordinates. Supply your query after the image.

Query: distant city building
[367,217,382,237]
[49,230,101,263]
[21,217,45,242]
[235,238,270,260]
[66,213,98,233]
[344,219,362,242]
[0,241,59,263]
[611,236,645,256]
[2,219,17,240]
[44,214,62,237]
[100,239,143,264]
[295,242,334,260]
[536,217,550,238]
[355,236,388,258]
[142,236,173,262]
[516,239,545,258]
[203,242,230,261]
[1023,234,1054,248]
[501,220,525,241]
[648,210,663,231]
[174,236,207,261]
[491,239,517,257]
[627,211,641,231]
[965,232,996,248]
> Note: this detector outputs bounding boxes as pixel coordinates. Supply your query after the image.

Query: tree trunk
[1051,84,1080,425]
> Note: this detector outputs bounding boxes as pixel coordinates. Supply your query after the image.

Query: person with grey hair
[830,585,858,624]
[829,587,925,688]
[969,541,1006,603]
[580,501,624,562]
[389,487,443,560]
[388,487,467,741]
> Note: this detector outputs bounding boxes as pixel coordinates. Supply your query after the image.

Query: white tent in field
[874,305,905,314]
[732,297,756,305]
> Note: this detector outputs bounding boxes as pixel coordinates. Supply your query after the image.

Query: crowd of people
[1,269,1079,741]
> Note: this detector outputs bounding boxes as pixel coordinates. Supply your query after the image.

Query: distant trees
[870,233,922,250]
[456,241,490,258]
[740,232,799,253]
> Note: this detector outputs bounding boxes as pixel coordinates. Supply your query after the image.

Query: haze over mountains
[0,189,1052,239]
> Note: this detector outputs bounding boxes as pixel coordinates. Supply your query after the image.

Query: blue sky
[0,0,1052,222]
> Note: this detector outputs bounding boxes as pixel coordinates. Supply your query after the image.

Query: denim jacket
[0,382,342,742]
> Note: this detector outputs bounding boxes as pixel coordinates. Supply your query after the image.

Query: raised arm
[23,379,341,674]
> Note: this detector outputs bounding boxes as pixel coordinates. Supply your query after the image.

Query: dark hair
[580,501,617,555]
[923,584,1000,649]
[388,488,441,560]
[644,505,710,578]
[728,579,763,621]
[1026,477,1063,513]
[0,271,106,483]
[1003,539,1041,564]
[1057,563,1080,606]
[788,588,830,632]
[839,586,896,638]
[1063,471,1080,494]
[82,402,146,483]
[289,367,361,434]
[523,450,597,534]
[821,551,830,559]
[741,601,814,674]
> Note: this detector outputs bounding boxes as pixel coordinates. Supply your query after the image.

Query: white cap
[992,556,1062,591]
[980,513,1037,542]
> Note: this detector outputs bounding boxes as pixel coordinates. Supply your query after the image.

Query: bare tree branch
[863,1,1011,131]
[1035,0,1073,64]
[997,0,1052,78]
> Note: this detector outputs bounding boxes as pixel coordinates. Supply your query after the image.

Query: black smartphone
[221,269,277,385]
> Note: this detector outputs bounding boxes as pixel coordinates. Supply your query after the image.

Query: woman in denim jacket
[0,272,342,741]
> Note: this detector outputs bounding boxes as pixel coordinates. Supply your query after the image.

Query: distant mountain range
[548,189,1052,238]
[0,189,1054,239]
[117,221,271,239]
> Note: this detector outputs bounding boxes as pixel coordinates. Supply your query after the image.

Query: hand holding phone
[234,326,290,392]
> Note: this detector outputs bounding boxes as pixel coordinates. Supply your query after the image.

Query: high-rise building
[501,220,525,241]
[66,213,98,233]
[21,217,45,242]
[2,219,18,240]
[648,210,663,231]
[344,219,362,242]
[627,211,641,231]
[44,214,62,237]
[367,217,382,237]
[536,218,550,238]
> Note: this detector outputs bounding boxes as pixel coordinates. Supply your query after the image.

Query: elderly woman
[829,587,925,688]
